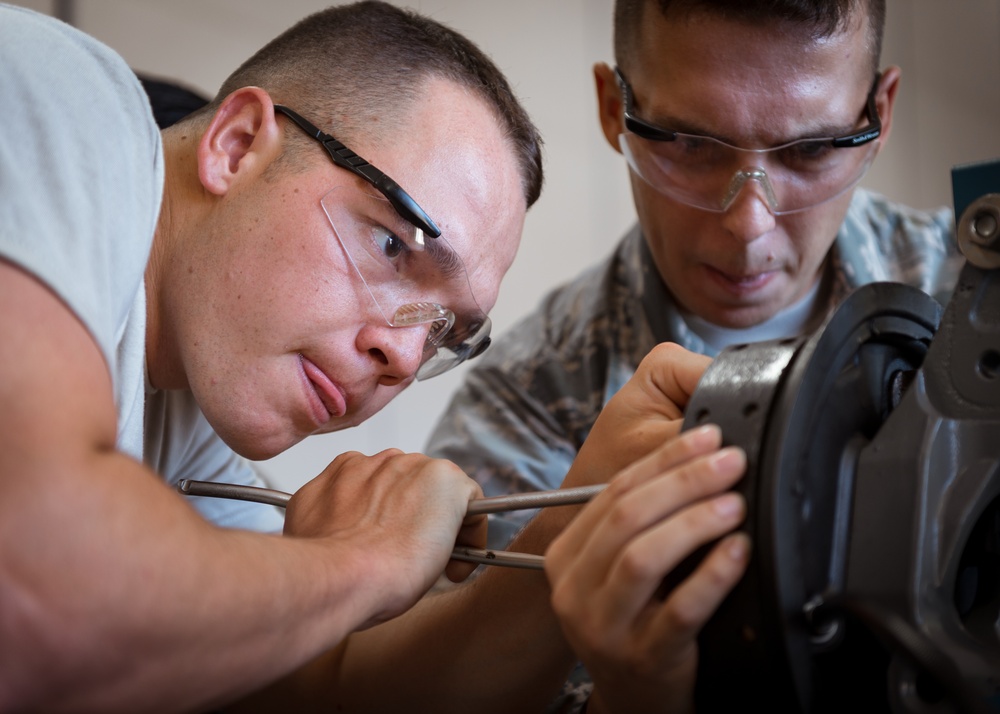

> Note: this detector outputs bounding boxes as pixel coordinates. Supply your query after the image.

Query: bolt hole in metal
[958,195,1000,268]
[696,402,761,423]
[804,595,841,647]
[979,349,1000,380]
[972,210,999,243]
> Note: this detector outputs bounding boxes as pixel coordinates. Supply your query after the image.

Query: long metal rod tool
[177,480,604,570]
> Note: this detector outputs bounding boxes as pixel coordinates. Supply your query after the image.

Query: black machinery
[677,160,1000,712]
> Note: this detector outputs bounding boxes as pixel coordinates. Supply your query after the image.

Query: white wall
[11,0,1000,493]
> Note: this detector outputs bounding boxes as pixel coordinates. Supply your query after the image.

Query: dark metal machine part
[675,162,1000,713]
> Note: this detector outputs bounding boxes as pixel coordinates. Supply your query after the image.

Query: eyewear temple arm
[830,72,882,148]
[615,67,883,149]
[177,479,605,571]
[273,104,441,238]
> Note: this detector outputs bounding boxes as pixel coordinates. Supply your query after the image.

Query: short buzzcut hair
[198,1,543,208]
[614,0,886,76]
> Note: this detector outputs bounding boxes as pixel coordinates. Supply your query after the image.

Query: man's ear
[197,87,282,196]
[874,65,902,149]
[594,62,625,154]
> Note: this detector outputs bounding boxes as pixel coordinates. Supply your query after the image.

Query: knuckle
[616,547,661,587]
[603,472,633,500]
[702,556,737,589]
[661,592,705,633]
[673,431,705,461]
[646,341,682,363]
[703,540,747,585]
[672,461,702,492]
[679,500,723,534]
[426,459,468,487]
[330,449,364,467]
[605,497,641,533]
[438,457,467,478]
[374,447,406,458]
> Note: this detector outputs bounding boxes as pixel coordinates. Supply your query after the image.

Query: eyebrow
[421,232,467,281]
[644,108,862,149]
[373,206,461,281]
[374,198,470,285]
[644,100,857,151]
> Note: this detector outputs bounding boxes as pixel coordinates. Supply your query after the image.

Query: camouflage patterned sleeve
[836,189,962,303]
[425,357,583,550]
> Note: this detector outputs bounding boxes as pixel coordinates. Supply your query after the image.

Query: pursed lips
[704,263,779,291]
[299,354,347,421]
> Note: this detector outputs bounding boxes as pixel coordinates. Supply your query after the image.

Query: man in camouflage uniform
[429,0,960,548]
[428,1,962,711]
[429,199,957,550]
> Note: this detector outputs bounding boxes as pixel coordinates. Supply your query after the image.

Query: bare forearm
[0,453,375,713]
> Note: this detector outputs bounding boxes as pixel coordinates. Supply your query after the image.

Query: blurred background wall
[11,0,1000,492]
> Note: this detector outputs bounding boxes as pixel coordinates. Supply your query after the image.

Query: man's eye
[669,135,723,163]
[786,140,833,162]
[375,229,405,259]
[678,136,706,150]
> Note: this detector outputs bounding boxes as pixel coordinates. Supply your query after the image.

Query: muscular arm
[0,262,479,713]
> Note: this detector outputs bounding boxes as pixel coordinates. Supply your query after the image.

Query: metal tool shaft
[178,480,603,517]
[177,480,605,570]
[465,484,604,515]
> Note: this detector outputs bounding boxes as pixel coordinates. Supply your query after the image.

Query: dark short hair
[614,0,886,76]
[197,1,543,208]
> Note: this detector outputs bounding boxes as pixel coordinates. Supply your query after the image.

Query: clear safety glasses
[274,104,491,380]
[615,67,883,215]
[321,186,492,381]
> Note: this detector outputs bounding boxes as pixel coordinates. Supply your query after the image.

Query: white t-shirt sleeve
[0,5,164,381]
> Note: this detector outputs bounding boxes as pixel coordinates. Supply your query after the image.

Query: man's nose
[361,323,428,386]
[718,170,778,243]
